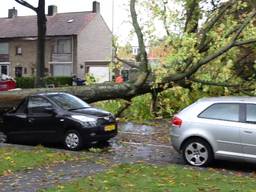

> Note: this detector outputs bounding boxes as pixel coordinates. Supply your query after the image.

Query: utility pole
[110,0,115,81]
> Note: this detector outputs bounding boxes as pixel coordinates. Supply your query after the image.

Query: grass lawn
[0,146,85,176]
[45,163,256,192]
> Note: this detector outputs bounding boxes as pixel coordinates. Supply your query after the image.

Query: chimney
[92,1,100,13]
[8,7,17,18]
[48,5,58,16]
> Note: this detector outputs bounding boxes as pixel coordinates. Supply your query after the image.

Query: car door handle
[244,130,253,134]
[28,118,35,123]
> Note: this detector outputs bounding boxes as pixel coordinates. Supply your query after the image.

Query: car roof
[32,92,69,96]
[198,96,256,103]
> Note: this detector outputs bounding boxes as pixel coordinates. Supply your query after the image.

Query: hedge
[16,76,73,89]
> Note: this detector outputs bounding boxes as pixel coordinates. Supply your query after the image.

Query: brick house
[0,1,112,82]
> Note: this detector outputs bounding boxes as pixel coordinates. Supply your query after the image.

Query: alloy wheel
[65,132,80,150]
[184,142,209,166]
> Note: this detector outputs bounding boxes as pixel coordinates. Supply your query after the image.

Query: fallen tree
[1,0,256,116]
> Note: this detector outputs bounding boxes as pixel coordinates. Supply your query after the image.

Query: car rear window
[246,104,256,123]
[199,103,239,122]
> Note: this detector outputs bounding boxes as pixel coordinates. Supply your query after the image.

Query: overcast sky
[0,0,132,44]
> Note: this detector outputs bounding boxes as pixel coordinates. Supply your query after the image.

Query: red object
[171,116,182,127]
[0,80,16,91]
[115,75,124,84]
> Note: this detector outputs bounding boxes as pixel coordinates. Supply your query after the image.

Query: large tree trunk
[0,82,155,114]
[35,0,47,88]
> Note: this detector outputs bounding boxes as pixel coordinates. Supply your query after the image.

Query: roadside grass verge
[0,146,87,176]
[45,163,256,192]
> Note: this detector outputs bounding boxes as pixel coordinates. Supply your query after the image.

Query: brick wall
[9,39,51,77]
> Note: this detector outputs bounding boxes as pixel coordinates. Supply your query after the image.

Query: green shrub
[16,77,35,88]
[44,76,72,87]
[15,76,72,88]
[94,94,154,122]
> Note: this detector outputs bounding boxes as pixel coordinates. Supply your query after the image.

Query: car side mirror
[44,107,57,115]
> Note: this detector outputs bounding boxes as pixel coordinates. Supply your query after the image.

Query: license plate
[104,124,116,131]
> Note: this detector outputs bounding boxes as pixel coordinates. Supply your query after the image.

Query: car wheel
[0,132,7,143]
[64,130,83,151]
[182,138,213,167]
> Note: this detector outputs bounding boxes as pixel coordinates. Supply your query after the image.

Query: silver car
[170,96,256,167]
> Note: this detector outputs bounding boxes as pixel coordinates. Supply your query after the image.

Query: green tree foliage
[112,0,256,118]
[138,0,256,95]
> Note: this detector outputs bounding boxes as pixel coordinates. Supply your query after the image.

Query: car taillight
[171,116,182,127]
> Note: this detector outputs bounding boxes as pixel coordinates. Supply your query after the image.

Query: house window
[56,39,71,54]
[52,64,72,76]
[0,65,8,75]
[16,47,22,55]
[0,43,9,54]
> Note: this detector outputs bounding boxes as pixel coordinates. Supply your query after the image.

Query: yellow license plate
[104,124,116,131]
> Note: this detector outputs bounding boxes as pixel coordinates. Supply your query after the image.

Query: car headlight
[71,115,97,127]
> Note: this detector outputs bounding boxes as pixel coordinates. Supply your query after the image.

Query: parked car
[170,96,256,167]
[2,92,117,150]
[0,74,16,91]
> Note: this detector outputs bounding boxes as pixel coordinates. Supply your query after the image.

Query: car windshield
[48,93,90,110]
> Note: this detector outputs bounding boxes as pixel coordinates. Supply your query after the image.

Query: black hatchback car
[2,92,117,150]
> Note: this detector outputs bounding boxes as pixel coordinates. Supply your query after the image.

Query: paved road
[0,122,255,191]
[0,121,184,192]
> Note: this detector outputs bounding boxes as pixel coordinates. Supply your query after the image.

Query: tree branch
[234,39,256,46]
[115,100,132,117]
[190,78,241,88]
[183,9,256,79]
[162,0,170,36]
[130,0,150,90]
[130,0,148,73]
[112,40,140,69]
[184,0,200,33]
[115,56,140,69]
[232,11,256,42]
[14,0,38,12]
[190,78,255,95]
[198,0,234,51]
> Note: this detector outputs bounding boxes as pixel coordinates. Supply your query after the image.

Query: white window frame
[0,62,10,75]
